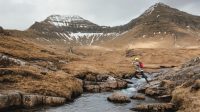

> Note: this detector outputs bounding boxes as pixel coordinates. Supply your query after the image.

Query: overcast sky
[0,0,199,30]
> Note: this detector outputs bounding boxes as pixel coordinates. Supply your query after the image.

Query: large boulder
[0,91,22,109]
[131,103,176,112]
[0,91,67,110]
[107,92,131,103]
[22,94,66,108]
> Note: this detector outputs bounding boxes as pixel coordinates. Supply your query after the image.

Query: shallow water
[12,74,160,112]
[36,92,158,112]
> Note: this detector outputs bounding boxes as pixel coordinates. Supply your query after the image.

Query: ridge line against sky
[0,0,199,30]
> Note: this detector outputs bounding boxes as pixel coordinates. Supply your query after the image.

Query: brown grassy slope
[0,36,82,98]
[172,80,200,112]
[61,46,200,75]
[100,23,200,49]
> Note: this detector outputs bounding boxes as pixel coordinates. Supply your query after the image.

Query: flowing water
[12,74,160,112]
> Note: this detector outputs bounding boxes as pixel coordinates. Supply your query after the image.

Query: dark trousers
[134,71,149,83]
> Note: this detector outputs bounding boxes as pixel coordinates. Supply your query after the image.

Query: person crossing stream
[132,57,150,84]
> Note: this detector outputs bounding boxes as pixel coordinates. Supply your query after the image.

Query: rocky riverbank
[0,90,66,111]
[130,57,200,112]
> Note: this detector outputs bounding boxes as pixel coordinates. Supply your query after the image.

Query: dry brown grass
[172,85,200,112]
[1,35,200,101]
[0,67,82,99]
[62,47,200,75]
[0,36,82,99]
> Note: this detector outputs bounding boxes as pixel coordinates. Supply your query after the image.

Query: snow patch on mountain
[46,15,85,27]
[143,2,168,16]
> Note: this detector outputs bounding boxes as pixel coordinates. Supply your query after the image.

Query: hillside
[29,15,122,46]
[101,3,200,48]
[24,3,200,48]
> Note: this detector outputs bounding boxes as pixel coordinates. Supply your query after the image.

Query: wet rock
[117,80,128,89]
[131,95,145,100]
[131,103,176,112]
[107,92,131,103]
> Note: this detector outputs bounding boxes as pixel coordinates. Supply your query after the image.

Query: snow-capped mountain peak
[46,15,84,23]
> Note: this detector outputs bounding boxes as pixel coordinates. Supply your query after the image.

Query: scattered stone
[107,92,131,103]
[131,95,145,100]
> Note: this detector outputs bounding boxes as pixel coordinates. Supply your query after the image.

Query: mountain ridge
[25,3,200,47]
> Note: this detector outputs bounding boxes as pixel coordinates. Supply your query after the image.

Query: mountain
[101,3,200,48]
[28,3,200,48]
[29,15,123,46]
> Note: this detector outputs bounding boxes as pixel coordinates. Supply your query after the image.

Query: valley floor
[0,35,200,111]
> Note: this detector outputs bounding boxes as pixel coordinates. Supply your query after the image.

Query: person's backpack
[139,61,144,68]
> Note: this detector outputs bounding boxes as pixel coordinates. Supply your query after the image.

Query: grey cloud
[0,0,199,30]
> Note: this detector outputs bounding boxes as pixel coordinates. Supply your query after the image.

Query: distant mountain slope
[100,3,200,48]
[29,15,123,46]
[28,3,200,48]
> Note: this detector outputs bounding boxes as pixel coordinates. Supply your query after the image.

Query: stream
[12,73,161,112]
